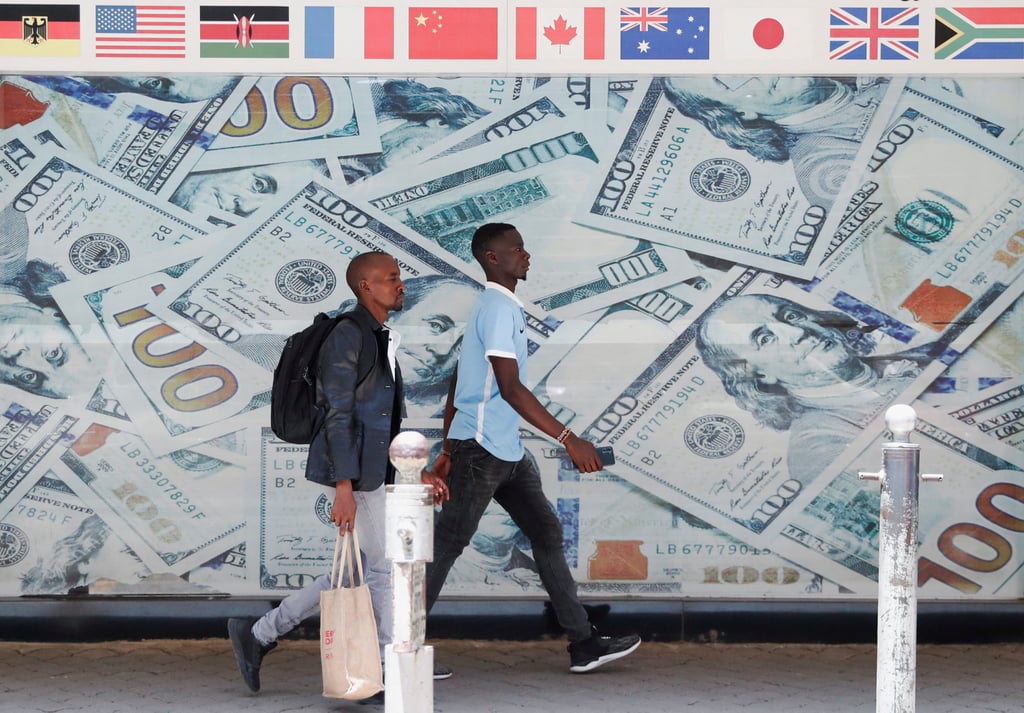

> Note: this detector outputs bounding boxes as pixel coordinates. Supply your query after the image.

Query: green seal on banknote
[314,493,334,527]
[894,200,954,246]
[0,523,30,567]
[684,415,745,459]
[69,233,131,274]
[689,158,751,202]
[275,259,338,303]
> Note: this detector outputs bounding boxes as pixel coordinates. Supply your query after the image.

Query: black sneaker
[433,663,453,680]
[228,617,277,692]
[567,631,641,673]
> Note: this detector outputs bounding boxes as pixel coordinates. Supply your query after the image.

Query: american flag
[95,4,186,58]
[829,7,919,60]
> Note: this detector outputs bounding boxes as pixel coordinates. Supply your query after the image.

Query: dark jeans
[425,439,592,642]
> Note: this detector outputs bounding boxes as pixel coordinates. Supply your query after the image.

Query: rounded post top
[389,431,429,485]
[885,404,917,443]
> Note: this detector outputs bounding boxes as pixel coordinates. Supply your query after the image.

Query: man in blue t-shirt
[423,223,641,673]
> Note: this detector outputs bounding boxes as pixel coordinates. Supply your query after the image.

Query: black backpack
[270,311,374,444]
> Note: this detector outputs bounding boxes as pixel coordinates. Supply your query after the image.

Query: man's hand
[331,480,357,532]
[422,453,451,505]
[564,433,604,473]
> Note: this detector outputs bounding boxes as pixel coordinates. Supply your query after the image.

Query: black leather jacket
[305,304,403,491]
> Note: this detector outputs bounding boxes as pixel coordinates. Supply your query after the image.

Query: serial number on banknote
[653,543,772,556]
[118,444,207,520]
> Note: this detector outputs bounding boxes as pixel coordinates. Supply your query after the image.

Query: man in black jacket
[229,252,449,694]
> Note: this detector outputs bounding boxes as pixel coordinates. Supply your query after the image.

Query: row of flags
[0,4,1021,62]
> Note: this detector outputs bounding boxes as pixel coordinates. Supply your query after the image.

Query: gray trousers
[252,485,392,661]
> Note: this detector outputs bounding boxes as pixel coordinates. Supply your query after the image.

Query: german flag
[0,4,80,57]
[199,5,289,58]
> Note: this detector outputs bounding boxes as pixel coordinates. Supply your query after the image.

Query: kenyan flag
[199,5,289,58]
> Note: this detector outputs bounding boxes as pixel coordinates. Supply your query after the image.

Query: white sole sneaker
[569,637,641,673]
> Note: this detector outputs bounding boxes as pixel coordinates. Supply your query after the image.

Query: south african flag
[935,7,1024,60]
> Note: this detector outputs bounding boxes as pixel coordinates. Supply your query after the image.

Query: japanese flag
[719,7,818,62]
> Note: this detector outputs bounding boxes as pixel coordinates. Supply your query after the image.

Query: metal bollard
[385,431,435,713]
[858,405,943,713]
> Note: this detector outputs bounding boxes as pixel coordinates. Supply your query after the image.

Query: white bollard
[858,405,943,713]
[385,432,434,713]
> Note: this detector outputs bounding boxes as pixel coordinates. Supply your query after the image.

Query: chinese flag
[408,6,498,59]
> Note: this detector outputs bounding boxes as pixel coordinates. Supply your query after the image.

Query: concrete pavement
[3,636,1023,713]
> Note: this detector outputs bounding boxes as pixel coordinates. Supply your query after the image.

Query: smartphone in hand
[563,445,615,470]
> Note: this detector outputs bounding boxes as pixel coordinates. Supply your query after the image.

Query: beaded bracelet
[556,427,572,444]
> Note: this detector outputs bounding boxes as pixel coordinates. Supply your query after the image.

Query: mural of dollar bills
[0,72,1021,603]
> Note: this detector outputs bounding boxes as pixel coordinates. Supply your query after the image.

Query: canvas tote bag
[320,529,384,699]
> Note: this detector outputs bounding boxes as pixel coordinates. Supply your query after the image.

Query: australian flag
[619,7,710,60]
[830,7,920,60]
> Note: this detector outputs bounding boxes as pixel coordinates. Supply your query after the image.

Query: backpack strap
[335,310,378,389]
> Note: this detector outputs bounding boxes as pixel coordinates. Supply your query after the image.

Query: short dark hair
[470,223,516,266]
[345,251,391,294]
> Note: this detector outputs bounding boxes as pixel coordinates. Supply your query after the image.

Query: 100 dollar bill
[0,470,150,596]
[58,426,245,574]
[947,376,1024,453]
[412,425,837,597]
[7,150,208,280]
[1,401,78,520]
[810,90,1024,360]
[415,85,588,163]
[556,269,948,549]
[257,427,337,590]
[575,76,904,279]
[151,178,582,420]
[51,245,268,456]
[907,76,1024,150]
[777,407,1023,597]
[156,180,512,367]
[363,117,697,317]
[0,122,76,197]
[202,76,380,169]
[6,75,254,198]
[331,76,608,185]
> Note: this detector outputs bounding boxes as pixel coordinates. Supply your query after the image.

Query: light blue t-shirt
[449,282,529,462]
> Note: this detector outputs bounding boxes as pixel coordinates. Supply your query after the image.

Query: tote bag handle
[329,528,366,589]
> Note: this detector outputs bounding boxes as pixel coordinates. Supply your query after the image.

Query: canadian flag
[515,6,605,60]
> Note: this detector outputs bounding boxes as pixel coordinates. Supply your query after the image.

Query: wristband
[556,427,572,444]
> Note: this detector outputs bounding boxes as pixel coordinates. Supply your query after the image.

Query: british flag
[829,7,919,60]
[619,7,669,32]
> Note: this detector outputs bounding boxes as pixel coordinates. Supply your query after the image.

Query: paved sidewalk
[3,638,1023,713]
